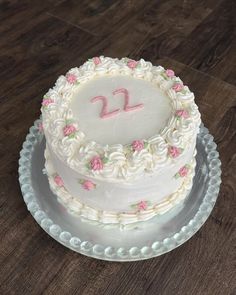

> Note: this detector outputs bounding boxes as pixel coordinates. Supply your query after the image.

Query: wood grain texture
[0,1,235,294]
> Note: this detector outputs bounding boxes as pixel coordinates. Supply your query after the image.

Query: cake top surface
[70,74,172,145]
[41,56,201,181]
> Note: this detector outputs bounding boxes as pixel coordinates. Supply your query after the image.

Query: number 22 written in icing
[90,88,144,119]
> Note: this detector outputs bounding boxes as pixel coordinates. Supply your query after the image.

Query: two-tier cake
[42,56,201,225]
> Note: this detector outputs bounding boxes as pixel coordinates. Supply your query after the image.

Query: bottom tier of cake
[44,150,196,226]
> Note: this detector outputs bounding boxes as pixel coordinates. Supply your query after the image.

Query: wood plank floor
[0,1,235,294]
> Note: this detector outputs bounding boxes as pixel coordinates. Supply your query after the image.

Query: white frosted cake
[41,56,201,225]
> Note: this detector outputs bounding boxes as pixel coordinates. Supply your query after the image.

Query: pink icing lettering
[91,88,144,119]
[91,95,120,119]
[113,88,144,112]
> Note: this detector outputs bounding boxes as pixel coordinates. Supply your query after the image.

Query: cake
[41,56,201,226]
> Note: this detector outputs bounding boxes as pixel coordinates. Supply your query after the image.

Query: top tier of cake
[41,57,201,182]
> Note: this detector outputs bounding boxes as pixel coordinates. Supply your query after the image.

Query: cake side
[45,147,196,225]
[45,134,196,213]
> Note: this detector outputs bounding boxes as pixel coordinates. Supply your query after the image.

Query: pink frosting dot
[82,180,96,191]
[172,83,184,92]
[90,156,103,171]
[42,98,53,106]
[132,140,144,152]
[127,60,138,69]
[179,166,189,177]
[66,73,77,84]
[166,69,175,77]
[54,175,64,187]
[38,122,44,132]
[138,201,148,211]
[175,109,189,119]
[93,57,101,65]
[168,146,180,158]
[63,124,76,136]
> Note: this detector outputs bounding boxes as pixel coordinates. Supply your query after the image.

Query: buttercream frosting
[42,57,201,226]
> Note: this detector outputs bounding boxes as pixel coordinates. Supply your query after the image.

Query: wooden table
[1,1,235,294]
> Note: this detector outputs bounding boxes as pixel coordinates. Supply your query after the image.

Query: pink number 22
[91,88,144,119]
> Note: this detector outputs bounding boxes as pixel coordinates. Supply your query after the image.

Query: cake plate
[18,120,221,261]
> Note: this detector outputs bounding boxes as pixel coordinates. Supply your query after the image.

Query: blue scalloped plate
[18,120,221,261]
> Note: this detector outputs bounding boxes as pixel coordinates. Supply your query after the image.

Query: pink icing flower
[166,69,175,77]
[66,73,77,84]
[175,109,189,119]
[38,122,44,132]
[42,98,53,106]
[93,57,101,65]
[132,140,144,152]
[63,124,76,136]
[54,175,64,187]
[90,156,103,171]
[138,201,148,211]
[168,146,181,158]
[172,83,184,92]
[127,59,138,69]
[179,166,189,177]
[82,180,96,191]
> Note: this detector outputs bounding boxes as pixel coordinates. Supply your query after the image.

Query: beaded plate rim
[18,119,221,261]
